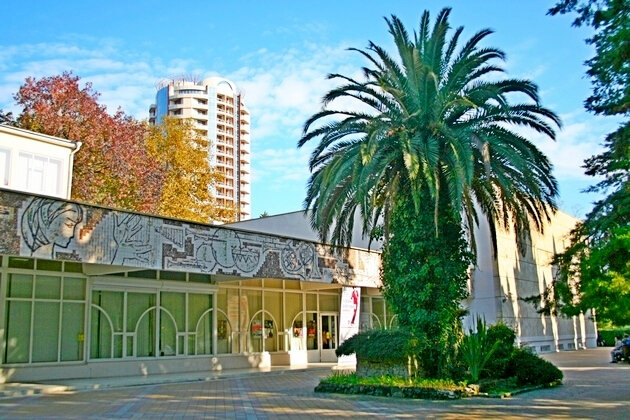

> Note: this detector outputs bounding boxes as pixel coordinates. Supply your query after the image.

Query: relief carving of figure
[20,198,83,258]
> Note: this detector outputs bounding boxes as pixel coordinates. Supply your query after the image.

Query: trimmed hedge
[598,327,630,346]
[336,328,420,363]
[336,328,424,378]
[506,348,563,386]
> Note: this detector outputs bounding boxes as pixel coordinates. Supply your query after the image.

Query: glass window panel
[195,311,213,355]
[32,302,60,362]
[160,292,185,331]
[249,312,263,353]
[127,270,157,279]
[0,148,9,185]
[126,292,155,332]
[187,335,196,356]
[64,262,83,273]
[285,293,302,332]
[217,289,228,313]
[159,309,177,356]
[8,257,34,269]
[284,279,300,289]
[4,301,31,363]
[60,303,85,361]
[319,294,339,312]
[92,291,124,332]
[216,311,231,354]
[113,335,123,358]
[135,309,155,357]
[8,273,33,298]
[306,312,317,350]
[245,290,261,324]
[263,279,283,289]
[264,292,282,352]
[37,260,62,271]
[306,293,317,311]
[63,277,86,300]
[160,270,186,281]
[188,293,212,333]
[189,273,211,283]
[35,275,61,299]
[241,279,262,287]
[221,288,241,354]
[90,306,112,359]
[45,158,61,196]
[16,153,29,190]
[127,336,134,357]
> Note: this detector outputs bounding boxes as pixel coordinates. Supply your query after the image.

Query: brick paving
[0,347,628,419]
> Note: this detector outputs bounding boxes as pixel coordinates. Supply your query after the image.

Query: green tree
[544,1,630,324]
[299,9,560,376]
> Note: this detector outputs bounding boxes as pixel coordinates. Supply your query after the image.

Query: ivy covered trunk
[381,191,473,378]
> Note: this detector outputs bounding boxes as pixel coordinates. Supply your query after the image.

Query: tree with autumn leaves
[8,72,234,224]
[146,116,237,223]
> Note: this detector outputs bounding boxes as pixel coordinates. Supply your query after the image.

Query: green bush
[506,348,563,386]
[336,328,421,364]
[598,327,630,346]
[460,317,499,382]
[482,323,516,379]
[336,329,425,377]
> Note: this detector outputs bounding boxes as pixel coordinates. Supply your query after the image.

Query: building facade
[149,77,251,221]
[0,125,80,200]
[0,189,379,382]
[231,209,598,353]
[0,188,596,383]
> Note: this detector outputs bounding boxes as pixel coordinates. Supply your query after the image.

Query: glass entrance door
[319,313,338,362]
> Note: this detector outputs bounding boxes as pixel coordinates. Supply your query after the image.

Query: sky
[0,1,618,219]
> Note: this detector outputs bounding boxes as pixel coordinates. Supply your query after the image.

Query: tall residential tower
[149,77,251,221]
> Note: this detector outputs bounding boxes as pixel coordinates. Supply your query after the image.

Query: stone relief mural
[0,191,380,286]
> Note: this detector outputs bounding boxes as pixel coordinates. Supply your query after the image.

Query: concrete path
[0,347,627,418]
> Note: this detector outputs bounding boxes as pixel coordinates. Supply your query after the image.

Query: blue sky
[0,1,618,219]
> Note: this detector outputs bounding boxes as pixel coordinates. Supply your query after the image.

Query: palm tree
[298,8,560,249]
[299,9,561,377]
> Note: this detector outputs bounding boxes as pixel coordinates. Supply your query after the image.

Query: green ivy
[382,192,474,378]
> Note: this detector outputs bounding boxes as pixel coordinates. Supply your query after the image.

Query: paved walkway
[0,347,627,418]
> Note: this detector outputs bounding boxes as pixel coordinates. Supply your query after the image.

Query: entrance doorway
[319,313,338,362]
[305,312,338,362]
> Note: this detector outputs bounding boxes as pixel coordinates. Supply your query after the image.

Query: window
[17,152,62,196]
[3,260,87,364]
[0,148,10,186]
[89,289,214,359]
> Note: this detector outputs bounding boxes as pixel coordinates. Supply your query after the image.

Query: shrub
[336,329,424,377]
[460,317,499,382]
[506,348,563,386]
[482,323,516,379]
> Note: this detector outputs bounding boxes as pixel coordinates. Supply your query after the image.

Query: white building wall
[0,125,78,199]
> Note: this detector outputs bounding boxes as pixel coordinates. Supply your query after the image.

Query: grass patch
[316,373,561,400]
[316,373,469,400]
[322,373,465,390]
